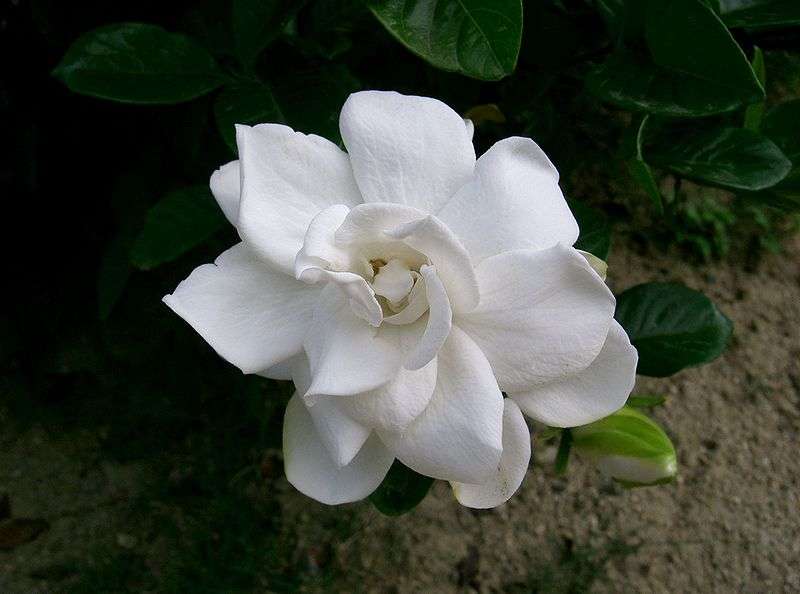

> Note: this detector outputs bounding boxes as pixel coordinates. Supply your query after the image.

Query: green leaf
[232,0,306,68]
[568,200,612,260]
[742,99,800,210]
[743,47,766,132]
[646,125,791,191]
[587,0,764,117]
[720,0,800,29]
[214,65,359,151]
[615,282,733,377]
[626,394,667,408]
[53,23,225,104]
[368,0,522,81]
[622,115,663,214]
[369,461,434,516]
[130,186,226,270]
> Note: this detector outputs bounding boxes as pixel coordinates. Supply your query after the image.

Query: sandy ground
[1,231,798,593]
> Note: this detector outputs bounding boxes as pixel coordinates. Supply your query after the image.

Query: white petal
[339,91,476,213]
[451,399,531,509]
[404,265,452,370]
[209,160,240,225]
[379,326,503,484]
[163,243,319,374]
[295,204,382,326]
[290,355,371,467]
[464,118,474,142]
[388,215,479,313]
[236,123,362,274]
[459,245,615,392]
[336,359,437,433]
[283,392,393,505]
[511,320,638,427]
[438,137,579,262]
[336,203,480,313]
[303,285,420,400]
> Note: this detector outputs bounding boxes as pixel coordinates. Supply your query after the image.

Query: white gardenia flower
[164,91,638,508]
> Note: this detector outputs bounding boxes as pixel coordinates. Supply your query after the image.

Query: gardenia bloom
[164,91,638,508]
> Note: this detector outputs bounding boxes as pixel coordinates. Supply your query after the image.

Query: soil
[2,231,799,593]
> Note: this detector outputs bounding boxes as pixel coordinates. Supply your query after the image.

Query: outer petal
[339,91,476,213]
[451,399,531,509]
[283,392,393,505]
[438,137,579,262]
[458,245,615,392]
[236,123,362,274]
[511,320,638,428]
[303,285,421,400]
[163,243,319,374]
[404,265,452,370]
[379,326,503,484]
[210,160,240,225]
[335,359,437,433]
[291,355,371,467]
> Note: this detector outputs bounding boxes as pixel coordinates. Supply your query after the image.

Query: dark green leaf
[743,47,766,132]
[233,0,306,67]
[568,199,612,260]
[622,115,663,213]
[587,0,763,117]
[214,82,285,151]
[615,282,733,377]
[368,0,522,81]
[97,230,135,320]
[646,125,791,191]
[369,461,433,516]
[626,394,667,408]
[214,65,359,151]
[53,23,225,104]
[720,0,800,29]
[130,186,226,270]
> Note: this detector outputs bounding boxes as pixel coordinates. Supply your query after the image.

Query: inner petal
[371,259,414,304]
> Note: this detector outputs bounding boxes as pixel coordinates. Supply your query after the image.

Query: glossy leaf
[369,460,434,516]
[53,23,225,104]
[615,282,733,377]
[587,0,763,116]
[626,394,667,408]
[214,65,359,151]
[743,47,766,132]
[130,186,226,270]
[568,199,612,260]
[646,125,791,191]
[368,0,522,81]
[233,0,306,67]
[720,0,800,29]
[622,115,663,213]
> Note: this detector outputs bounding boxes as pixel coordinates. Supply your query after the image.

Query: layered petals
[451,399,531,509]
[236,124,361,274]
[404,265,452,370]
[340,91,476,212]
[335,360,437,433]
[438,137,579,262]
[283,392,393,505]
[511,320,638,428]
[163,243,319,374]
[459,245,616,393]
[303,285,422,400]
[379,326,504,484]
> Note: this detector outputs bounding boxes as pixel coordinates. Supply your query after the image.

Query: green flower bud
[571,406,677,487]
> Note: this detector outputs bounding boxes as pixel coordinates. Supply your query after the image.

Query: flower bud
[571,406,677,487]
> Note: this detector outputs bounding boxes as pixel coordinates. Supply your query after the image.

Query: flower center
[371,258,415,304]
